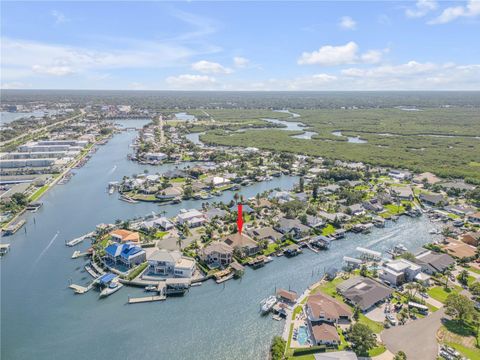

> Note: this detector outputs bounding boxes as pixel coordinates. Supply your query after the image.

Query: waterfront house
[311,323,341,346]
[419,193,446,207]
[305,215,324,229]
[390,186,413,201]
[222,233,259,257]
[284,244,302,257]
[414,250,455,274]
[269,191,294,203]
[346,203,365,216]
[110,229,141,243]
[199,242,234,267]
[177,209,206,228]
[105,242,146,268]
[204,207,228,221]
[388,169,412,181]
[379,259,422,286]
[147,249,196,278]
[336,276,393,312]
[275,218,310,239]
[230,204,255,214]
[156,187,182,200]
[305,292,352,324]
[362,200,384,213]
[141,217,174,231]
[247,226,283,242]
[143,152,167,162]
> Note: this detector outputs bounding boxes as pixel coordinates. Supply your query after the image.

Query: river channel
[1,119,439,360]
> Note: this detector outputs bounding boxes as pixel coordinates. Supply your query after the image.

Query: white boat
[99,279,123,298]
[260,295,277,313]
[264,256,274,264]
[144,285,157,292]
[71,250,81,259]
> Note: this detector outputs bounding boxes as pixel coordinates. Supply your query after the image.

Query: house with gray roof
[337,276,393,312]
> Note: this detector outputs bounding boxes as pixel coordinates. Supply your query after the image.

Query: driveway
[381,309,446,360]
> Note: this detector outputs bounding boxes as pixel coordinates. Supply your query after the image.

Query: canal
[1,120,438,360]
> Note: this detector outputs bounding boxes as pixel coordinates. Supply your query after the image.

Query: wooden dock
[128,294,166,304]
[65,232,95,247]
[69,282,95,294]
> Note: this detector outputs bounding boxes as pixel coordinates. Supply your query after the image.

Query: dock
[65,232,95,247]
[85,265,99,278]
[128,294,166,304]
[69,281,95,294]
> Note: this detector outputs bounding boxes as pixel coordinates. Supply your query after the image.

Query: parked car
[386,314,397,326]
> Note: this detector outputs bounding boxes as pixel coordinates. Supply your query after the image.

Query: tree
[457,270,470,286]
[469,282,480,297]
[270,336,286,360]
[444,293,475,323]
[360,265,368,277]
[353,306,360,321]
[394,351,407,360]
[349,323,377,356]
[444,269,452,289]
[299,177,304,193]
[312,183,319,200]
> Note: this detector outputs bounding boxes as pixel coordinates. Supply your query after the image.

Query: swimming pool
[297,326,309,345]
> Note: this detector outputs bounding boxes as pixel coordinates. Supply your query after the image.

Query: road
[382,309,446,360]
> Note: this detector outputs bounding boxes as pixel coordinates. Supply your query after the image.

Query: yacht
[260,295,277,314]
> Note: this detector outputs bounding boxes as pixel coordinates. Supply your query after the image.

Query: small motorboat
[99,278,123,298]
[144,285,157,292]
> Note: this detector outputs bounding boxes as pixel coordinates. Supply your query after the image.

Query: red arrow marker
[237,203,243,234]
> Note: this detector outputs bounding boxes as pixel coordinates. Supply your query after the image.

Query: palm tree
[444,269,452,289]
[176,237,183,251]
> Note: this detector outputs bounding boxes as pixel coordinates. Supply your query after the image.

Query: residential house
[222,233,260,257]
[388,170,412,180]
[391,186,413,201]
[306,215,325,229]
[467,212,480,225]
[204,208,228,221]
[247,227,283,242]
[336,276,393,312]
[147,249,196,278]
[105,242,146,268]
[379,259,422,286]
[311,323,341,346]
[156,187,182,200]
[142,217,174,231]
[177,209,207,228]
[275,218,310,239]
[305,292,352,324]
[461,232,480,247]
[414,250,455,274]
[110,229,140,243]
[199,242,234,266]
[419,193,446,207]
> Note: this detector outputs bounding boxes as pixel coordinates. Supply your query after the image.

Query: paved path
[381,309,446,360]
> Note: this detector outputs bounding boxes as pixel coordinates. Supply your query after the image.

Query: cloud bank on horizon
[1,0,479,91]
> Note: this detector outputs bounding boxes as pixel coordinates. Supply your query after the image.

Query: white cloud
[405,0,437,18]
[1,82,32,89]
[51,10,69,24]
[233,56,250,68]
[298,42,385,66]
[1,37,196,80]
[191,60,232,74]
[428,0,480,24]
[165,74,217,89]
[339,16,357,30]
[32,65,75,76]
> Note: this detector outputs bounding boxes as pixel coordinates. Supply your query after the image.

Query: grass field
[201,107,480,181]
[427,286,462,303]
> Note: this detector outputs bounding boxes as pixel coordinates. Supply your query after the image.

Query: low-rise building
[414,250,455,274]
[305,292,352,324]
[177,209,206,228]
[110,229,141,243]
[336,276,393,312]
[380,258,421,286]
[311,323,341,346]
[222,233,259,257]
[105,242,146,268]
[199,242,234,266]
[147,250,196,278]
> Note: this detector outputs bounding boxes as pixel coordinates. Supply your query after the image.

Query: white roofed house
[141,217,174,231]
[176,209,206,228]
[147,249,196,278]
[379,259,422,286]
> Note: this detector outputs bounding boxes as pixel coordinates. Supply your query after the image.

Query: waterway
[332,130,368,144]
[1,119,438,360]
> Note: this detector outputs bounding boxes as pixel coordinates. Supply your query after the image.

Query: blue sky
[1,1,479,90]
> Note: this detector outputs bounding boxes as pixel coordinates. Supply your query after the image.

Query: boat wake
[365,228,402,248]
[107,165,117,175]
[34,231,59,266]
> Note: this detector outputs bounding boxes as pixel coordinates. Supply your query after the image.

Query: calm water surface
[1,119,437,360]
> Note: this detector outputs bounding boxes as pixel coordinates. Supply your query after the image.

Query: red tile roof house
[305,293,352,325]
[110,229,141,243]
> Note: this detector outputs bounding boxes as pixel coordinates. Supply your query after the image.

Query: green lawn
[427,286,461,303]
[384,203,405,215]
[155,231,169,239]
[446,342,480,360]
[321,224,336,236]
[368,345,386,357]
[263,242,279,256]
[29,185,49,201]
[358,314,384,334]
